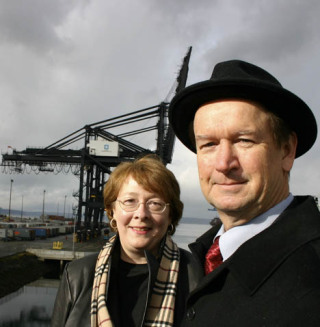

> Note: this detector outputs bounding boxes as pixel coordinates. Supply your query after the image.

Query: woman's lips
[130,226,151,234]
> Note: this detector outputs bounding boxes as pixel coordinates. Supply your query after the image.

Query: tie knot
[204,236,223,275]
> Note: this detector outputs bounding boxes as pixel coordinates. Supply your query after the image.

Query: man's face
[194,100,296,229]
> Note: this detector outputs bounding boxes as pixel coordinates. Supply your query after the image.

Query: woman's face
[113,176,171,264]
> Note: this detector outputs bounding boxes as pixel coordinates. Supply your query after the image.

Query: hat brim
[169,80,317,158]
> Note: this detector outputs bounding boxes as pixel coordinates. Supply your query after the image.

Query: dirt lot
[0,252,56,298]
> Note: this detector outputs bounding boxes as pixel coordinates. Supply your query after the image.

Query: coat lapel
[189,196,320,296]
[229,196,320,294]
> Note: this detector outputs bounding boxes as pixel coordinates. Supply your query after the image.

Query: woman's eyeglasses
[116,199,169,213]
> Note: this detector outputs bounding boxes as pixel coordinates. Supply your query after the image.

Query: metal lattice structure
[1,47,192,230]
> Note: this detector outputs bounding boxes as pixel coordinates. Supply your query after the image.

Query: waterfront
[0,217,212,325]
[0,279,59,326]
[172,218,212,250]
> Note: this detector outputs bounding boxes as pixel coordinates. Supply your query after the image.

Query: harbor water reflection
[0,279,59,326]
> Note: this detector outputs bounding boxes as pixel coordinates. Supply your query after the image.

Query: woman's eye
[148,200,163,209]
[123,199,136,205]
[150,201,160,206]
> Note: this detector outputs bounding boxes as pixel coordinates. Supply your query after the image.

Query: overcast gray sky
[1,0,320,219]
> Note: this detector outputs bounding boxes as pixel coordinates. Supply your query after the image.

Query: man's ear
[282,132,297,172]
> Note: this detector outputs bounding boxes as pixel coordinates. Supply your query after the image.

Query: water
[0,217,211,325]
[173,217,212,250]
[0,279,59,326]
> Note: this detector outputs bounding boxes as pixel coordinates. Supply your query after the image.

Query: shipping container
[46,226,59,237]
[0,228,14,241]
[13,228,36,241]
[33,227,48,239]
[58,226,73,234]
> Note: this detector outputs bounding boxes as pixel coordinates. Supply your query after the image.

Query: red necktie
[204,236,223,275]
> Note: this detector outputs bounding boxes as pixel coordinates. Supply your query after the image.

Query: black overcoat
[183,196,320,327]
[51,237,201,327]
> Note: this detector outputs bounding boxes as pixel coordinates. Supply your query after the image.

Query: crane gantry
[1,47,192,231]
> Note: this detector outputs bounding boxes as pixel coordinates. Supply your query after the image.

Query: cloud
[199,1,320,68]
[0,0,319,219]
[0,0,81,53]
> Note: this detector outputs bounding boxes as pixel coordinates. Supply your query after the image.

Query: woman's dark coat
[51,238,201,327]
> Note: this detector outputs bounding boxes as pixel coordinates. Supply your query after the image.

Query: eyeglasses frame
[115,199,170,213]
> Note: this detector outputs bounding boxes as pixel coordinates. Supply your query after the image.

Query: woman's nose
[133,202,148,219]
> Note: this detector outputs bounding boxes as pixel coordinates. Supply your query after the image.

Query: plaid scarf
[91,234,180,327]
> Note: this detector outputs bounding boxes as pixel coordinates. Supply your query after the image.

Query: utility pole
[42,190,46,221]
[8,179,13,220]
[63,195,67,218]
[21,195,24,221]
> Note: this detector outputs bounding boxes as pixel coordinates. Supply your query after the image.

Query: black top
[108,259,149,327]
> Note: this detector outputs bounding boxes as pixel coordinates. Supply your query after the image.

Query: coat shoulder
[179,247,202,291]
[66,252,99,273]
[64,252,99,289]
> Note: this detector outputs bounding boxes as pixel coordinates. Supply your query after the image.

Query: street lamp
[8,179,13,220]
[63,195,67,218]
[72,204,76,258]
[21,195,24,221]
[42,190,46,221]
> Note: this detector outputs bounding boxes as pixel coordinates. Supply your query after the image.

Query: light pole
[63,195,67,218]
[8,179,13,220]
[20,195,24,221]
[42,190,46,221]
[72,205,76,258]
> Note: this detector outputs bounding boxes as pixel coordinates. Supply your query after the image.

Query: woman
[51,155,201,327]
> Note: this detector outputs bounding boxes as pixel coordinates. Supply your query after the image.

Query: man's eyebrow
[237,130,256,135]
[195,130,256,139]
[194,134,212,140]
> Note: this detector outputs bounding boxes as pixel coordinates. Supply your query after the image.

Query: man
[169,60,320,326]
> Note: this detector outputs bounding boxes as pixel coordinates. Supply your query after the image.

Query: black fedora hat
[169,59,317,158]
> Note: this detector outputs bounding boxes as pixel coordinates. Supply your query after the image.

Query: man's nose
[214,141,238,172]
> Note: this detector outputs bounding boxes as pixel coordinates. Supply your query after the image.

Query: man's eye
[239,138,253,143]
[237,138,255,147]
[200,142,216,149]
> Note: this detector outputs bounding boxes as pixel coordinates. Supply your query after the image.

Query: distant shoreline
[181,217,214,225]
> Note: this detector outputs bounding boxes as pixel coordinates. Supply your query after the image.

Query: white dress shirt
[215,194,294,261]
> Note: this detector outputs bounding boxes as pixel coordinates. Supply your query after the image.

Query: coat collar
[190,196,320,295]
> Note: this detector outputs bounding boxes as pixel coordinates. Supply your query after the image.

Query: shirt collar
[217,194,294,261]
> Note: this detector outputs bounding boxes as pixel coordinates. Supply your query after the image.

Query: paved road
[0,234,107,258]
